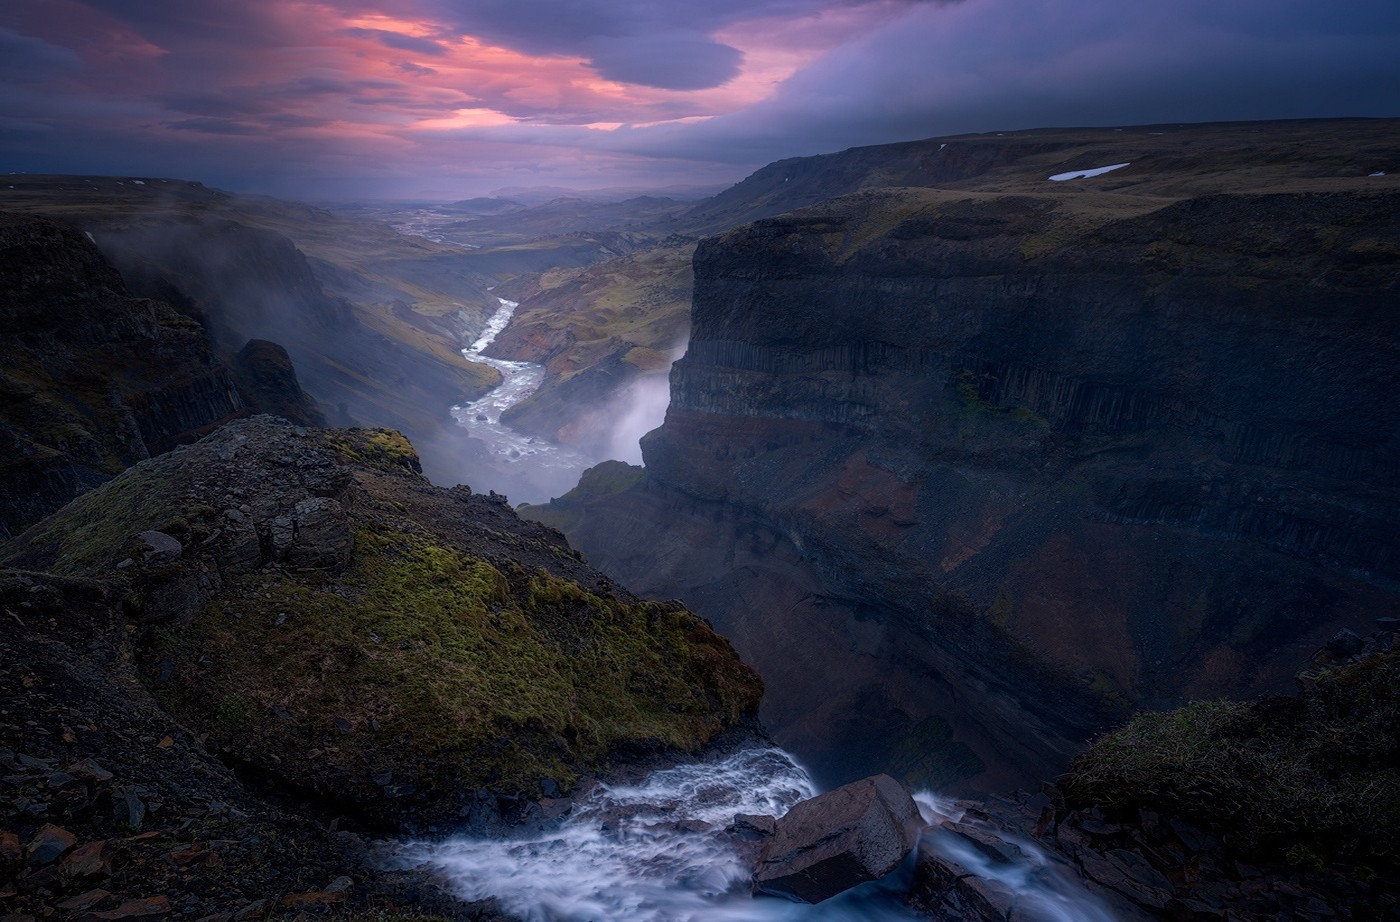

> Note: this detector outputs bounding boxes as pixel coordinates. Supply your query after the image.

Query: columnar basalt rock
[543,122,1400,792]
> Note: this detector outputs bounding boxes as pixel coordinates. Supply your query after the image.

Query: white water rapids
[396,748,1119,922]
[451,298,592,481]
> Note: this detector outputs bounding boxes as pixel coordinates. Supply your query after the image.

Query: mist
[603,344,688,465]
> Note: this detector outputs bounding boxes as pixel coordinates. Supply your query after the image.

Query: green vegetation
[3,456,183,575]
[517,460,645,532]
[1062,649,1400,870]
[214,694,254,729]
[152,527,761,802]
[325,428,422,472]
[952,369,1049,429]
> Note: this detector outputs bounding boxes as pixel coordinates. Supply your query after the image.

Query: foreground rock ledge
[753,773,923,903]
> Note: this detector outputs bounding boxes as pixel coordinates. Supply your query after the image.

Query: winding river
[451,297,593,489]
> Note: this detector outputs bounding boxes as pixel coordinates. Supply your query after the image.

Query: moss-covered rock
[1061,648,1400,871]
[1,416,762,831]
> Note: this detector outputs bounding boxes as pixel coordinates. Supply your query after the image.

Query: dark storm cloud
[159,92,274,118]
[404,0,908,89]
[602,0,1400,165]
[2,0,1398,199]
[584,33,743,90]
[73,0,282,45]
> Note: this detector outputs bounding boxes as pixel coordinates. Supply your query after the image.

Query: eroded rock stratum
[536,122,1400,791]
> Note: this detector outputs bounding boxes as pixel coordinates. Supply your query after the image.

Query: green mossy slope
[2,417,762,830]
[1062,649,1400,872]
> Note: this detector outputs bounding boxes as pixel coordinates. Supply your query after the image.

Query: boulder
[752,773,923,903]
[25,824,76,865]
[732,813,777,840]
[284,497,352,570]
[912,824,1024,920]
[62,840,113,880]
[134,531,182,564]
[79,895,171,921]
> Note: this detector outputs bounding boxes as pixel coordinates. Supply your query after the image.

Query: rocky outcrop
[231,338,325,426]
[540,120,1400,792]
[1,416,763,832]
[906,639,1400,920]
[0,212,246,540]
[90,216,492,443]
[0,569,508,922]
[752,774,922,903]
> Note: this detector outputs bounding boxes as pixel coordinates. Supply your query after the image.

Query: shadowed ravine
[396,749,1115,922]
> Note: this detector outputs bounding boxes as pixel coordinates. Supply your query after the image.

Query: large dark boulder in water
[753,773,923,903]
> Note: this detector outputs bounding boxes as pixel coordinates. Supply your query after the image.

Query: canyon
[528,119,1400,793]
[2,117,1398,920]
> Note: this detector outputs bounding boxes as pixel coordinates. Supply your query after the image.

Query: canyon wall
[0,213,247,538]
[545,164,1400,791]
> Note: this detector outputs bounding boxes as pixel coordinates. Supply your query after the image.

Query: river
[396,747,1119,922]
[450,297,594,497]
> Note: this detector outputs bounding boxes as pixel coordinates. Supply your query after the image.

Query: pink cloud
[1,0,1396,198]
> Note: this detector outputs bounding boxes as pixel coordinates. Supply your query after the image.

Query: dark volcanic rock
[231,339,325,427]
[0,213,246,539]
[546,121,1400,792]
[753,774,922,903]
[1,416,762,832]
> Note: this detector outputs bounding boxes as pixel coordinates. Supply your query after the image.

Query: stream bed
[396,748,1118,922]
[450,297,594,497]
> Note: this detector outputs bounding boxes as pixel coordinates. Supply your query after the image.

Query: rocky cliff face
[0,213,246,540]
[0,176,502,489]
[540,121,1400,792]
[1,417,763,832]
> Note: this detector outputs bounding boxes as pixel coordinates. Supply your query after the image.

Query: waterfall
[394,748,1119,922]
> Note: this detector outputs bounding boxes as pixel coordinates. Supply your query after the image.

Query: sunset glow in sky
[2,0,1397,199]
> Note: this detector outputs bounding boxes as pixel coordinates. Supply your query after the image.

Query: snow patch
[1370,171,1386,177]
[1048,162,1130,182]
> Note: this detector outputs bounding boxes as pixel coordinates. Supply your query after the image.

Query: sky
[1,0,1398,200]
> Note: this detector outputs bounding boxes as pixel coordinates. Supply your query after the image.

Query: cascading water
[395,748,1120,922]
[451,297,592,479]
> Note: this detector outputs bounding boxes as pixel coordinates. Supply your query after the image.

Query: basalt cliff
[530,120,1400,792]
[0,213,321,541]
[0,176,505,488]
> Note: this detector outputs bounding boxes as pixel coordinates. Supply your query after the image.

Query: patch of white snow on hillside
[1048,162,1130,182]
[1370,171,1386,177]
